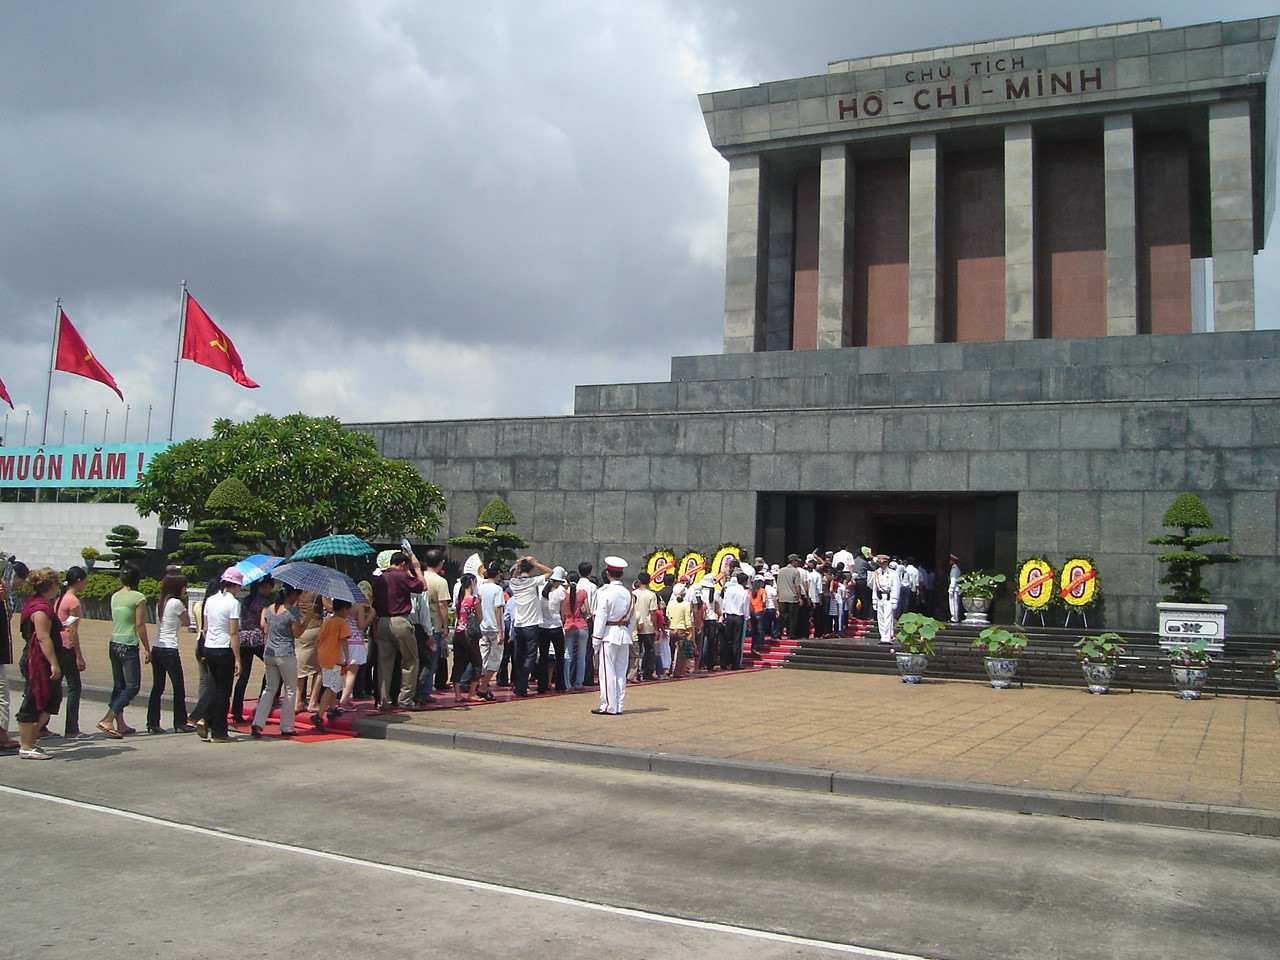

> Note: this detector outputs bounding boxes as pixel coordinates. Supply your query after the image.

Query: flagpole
[167,280,187,441]
[41,298,61,444]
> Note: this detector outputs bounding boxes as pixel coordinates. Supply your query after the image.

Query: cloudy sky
[1,0,1277,445]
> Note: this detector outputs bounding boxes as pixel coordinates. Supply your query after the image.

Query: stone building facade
[703,17,1277,352]
[354,18,1280,633]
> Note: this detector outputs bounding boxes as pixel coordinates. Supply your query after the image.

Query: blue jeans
[563,627,588,689]
[108,642,141,714]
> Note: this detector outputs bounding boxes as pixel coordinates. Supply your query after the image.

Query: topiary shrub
[1148,493,1241,603]
[447,497,528,569]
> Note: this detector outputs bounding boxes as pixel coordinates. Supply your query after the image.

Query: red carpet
[240,662,774,736]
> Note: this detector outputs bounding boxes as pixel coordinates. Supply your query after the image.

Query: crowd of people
[0,540,959,754]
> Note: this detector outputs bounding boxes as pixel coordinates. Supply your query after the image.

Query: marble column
[1103,113,1138,336]
[1208,100,1256,332]
[723,154,770,353]
[816,144,853,349]
[1004,123,1036,341]
[907,134,942,345]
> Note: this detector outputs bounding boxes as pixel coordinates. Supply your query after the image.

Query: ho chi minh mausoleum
[354,16,1280,632]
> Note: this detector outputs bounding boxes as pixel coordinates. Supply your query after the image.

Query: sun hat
[550,565,568,582]
[220,566,245,586]
[376,549,395,571]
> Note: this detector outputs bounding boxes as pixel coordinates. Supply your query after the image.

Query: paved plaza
[54,620,1280,831]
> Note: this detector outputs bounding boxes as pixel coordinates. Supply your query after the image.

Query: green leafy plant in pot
[892,612,945,684]
[1167,638,1212,700]
[1075,632,1125,695]
[971,624,1027,689]
[957,571,1005,623]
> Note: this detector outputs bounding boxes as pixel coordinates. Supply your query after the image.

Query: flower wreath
[1059,556,1101,610]
[1016,556,1058,610]
[711,542,744,585]
[676,550,707,585]
[642,548,678,593]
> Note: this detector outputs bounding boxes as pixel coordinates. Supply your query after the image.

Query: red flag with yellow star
[181,293,259,388]
[54,308,124,400]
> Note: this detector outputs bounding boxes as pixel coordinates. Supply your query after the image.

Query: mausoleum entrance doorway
[756,491,1018,621]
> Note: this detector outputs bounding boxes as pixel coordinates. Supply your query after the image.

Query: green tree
[135,414,446,556]
[168,478,266,581]
[447,497,528,569]
[1149,493,1241,603]
[103,524,148,566]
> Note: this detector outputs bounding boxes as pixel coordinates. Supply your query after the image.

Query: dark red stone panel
[792,166,820,350]
[852,157,909,347]
[1037,138,1106,339]
[942,148,1006,343]
[1137,132,1192,335]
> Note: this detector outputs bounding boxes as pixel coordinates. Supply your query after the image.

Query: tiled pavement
[53,621,1280,827]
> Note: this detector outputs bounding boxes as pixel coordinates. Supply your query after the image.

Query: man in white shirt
[507,556,552,697]
[591,556,634,715]
[832,542,855,574]
[720,572,751,669]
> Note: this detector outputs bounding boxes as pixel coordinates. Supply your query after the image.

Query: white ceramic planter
[1157,602,1226,654]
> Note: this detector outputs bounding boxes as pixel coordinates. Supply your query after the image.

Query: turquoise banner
[0,442,173,488]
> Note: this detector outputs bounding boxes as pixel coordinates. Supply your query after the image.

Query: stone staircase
[782,621,1280,697]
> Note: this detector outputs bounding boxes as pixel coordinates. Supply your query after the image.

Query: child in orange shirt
[312,599,351,732]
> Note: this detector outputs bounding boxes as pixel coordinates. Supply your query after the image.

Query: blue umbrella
[235,554,285,585]
[270,562,366,605]
[290,534,375,561]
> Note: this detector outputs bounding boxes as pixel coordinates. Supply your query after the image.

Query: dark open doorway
[872,512,937,569]
[756,491,1018,621]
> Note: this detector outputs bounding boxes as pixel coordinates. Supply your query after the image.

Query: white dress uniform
[592,560,635,715]
[870,562,901,643]
[948,560,963,623]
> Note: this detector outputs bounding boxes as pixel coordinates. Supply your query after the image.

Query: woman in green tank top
[96,563,151,738]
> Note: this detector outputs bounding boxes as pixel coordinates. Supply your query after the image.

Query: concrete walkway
[49,620,1280,835]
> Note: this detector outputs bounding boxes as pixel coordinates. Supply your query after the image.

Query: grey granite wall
[351,330,1280,634]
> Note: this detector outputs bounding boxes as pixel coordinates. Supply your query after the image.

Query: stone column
[907,134,941,345]
[1104,113,1138,336]
[1004,123,1036,340]
[1208,101,1255,332]
[816,144,853,349]
[723,154,769,353]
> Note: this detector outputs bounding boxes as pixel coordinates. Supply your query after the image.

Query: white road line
[1,781,939,960]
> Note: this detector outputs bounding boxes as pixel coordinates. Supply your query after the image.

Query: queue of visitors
[0,539,940,753]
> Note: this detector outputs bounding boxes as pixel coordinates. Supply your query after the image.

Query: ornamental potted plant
[1167,638,1212,700]
[892,612,945,684]
[1074,632,1125,695]
[957,571,1006,624]
[1149,493,1240,652]
[971,624,1027,689]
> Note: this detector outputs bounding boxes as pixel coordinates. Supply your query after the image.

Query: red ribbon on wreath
[1060,566,1097,599]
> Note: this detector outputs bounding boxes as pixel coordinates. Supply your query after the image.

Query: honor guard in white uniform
[948,555,963,623]
[592,556,635,715]
[869,555,901,644]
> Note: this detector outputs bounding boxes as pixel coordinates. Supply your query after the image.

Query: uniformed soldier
[591,556,634,715]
